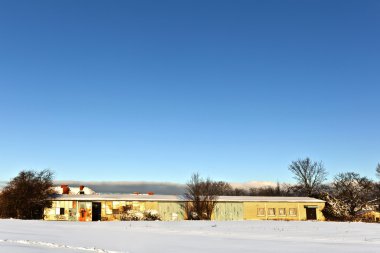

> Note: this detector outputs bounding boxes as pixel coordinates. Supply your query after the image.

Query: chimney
[79,185,85,195]
[61,185,70,194]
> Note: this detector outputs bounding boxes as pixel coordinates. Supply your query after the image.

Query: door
[92,202,101,221]
[306,208,317,220]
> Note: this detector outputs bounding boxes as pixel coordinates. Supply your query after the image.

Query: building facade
[44,186,325,221]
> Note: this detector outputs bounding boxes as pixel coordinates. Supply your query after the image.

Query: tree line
[1,159,379,221]
[184,158,380,221]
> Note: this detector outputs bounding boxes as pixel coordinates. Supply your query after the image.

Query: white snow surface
[0,219,379,253]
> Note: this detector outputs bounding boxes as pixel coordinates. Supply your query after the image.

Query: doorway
[306,207,317,220]
[92,202,101,221]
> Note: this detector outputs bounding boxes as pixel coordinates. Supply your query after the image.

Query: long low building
[44,186,325,221]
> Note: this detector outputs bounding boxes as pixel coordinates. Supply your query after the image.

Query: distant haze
[54,181,186,195]
[0,180,279,194]
[52,180,278,195]
[230,181,278,190]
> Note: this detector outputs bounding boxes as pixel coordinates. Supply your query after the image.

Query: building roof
[52,186,95,195]
[51,194,325,203]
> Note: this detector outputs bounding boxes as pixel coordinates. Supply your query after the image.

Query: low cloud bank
[54,181,187,195]
[53,180,277,195]
[1,180,278,194]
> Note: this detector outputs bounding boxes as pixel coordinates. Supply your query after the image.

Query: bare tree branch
[184,173,219,220]
[288,157,328,196]
[333,172,374,217]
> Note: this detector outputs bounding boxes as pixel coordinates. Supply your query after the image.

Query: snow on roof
[52,186,95,195]
[51,194,325,203]
[218,196,325,203]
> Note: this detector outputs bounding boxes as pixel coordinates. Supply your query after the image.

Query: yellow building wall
[358,211,380,222]
[100,201,160,221]
[243,202,325,221]
[45,200,162,221]
[145,201,159,210]
[45,200,325,222]
[212,202,244,221]
[44,200,78,221]
[158,202,185,221]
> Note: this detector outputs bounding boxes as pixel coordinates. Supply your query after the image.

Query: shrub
[119,207,161,221]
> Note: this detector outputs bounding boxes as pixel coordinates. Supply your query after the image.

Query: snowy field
[0,219,379,253]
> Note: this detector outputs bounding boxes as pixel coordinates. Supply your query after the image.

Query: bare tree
[288,157,328,196]
[184,173,219,220]
[0,169,55,219]
[247,182,297,197]
[375,164,380,211]
[211,181,234,195]
[333,172,374,217]
[373,182,380,212]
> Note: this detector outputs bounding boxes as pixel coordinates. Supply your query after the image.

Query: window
[113,201,120,209]
[60,208,65,215]
[289,208,297,216]
[279,208,286,216]
[106,202,113,215]
[257,208,265,216]
[268,208,276,216]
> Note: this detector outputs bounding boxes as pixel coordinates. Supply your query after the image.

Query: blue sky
[0,0,379,183]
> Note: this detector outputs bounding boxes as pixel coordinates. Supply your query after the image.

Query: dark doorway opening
[92,202,101,221]
[306,208,317,220]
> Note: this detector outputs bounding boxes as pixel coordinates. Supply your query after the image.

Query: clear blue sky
[0,0,379,183]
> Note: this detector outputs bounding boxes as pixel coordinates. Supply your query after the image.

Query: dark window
[60,208,65,215]
[306,208,317,220]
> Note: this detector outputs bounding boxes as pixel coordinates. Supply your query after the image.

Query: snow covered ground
[0,219,379,253]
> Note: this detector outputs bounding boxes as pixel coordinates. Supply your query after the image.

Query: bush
[312,192,351,221]
[143,209,161,221]
[119,207,161,221]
